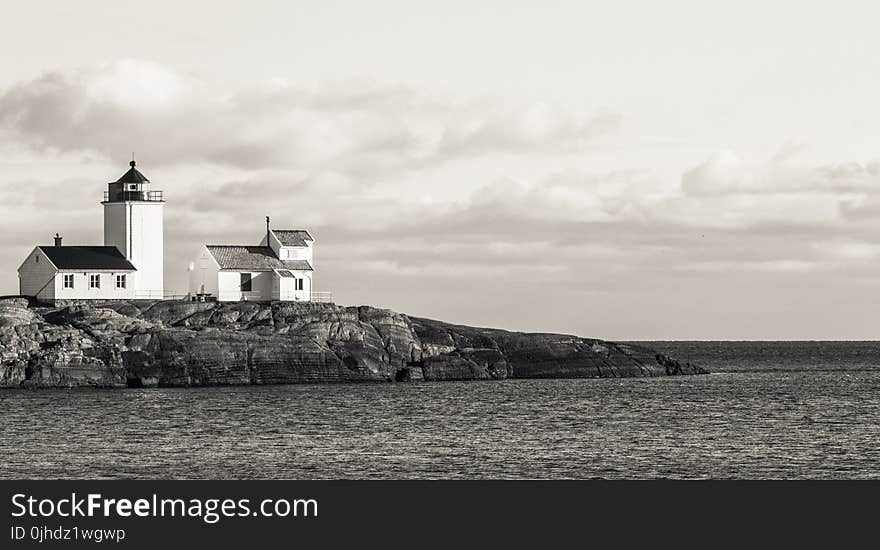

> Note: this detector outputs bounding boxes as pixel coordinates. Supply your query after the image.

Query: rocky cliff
[0,297,707,388]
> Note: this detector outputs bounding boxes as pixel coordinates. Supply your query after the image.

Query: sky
[1,0,879,339]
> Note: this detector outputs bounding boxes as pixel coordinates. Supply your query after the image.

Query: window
[295,278,304,291]
[35,255,39,263]
[89,274,100,289]
[63,274,74,289]
[240,273,252,292]
[116,274,126,289]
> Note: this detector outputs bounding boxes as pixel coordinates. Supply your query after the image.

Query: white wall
[53,271,137,300]
[278,245,313,264]
[131,202,164,296]
[104,201,164,297]
[277,271,311,301]
[17,248,56,300]
[189,247,220,296]
[217,270,274,301]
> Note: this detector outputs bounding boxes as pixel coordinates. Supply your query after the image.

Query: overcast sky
[1,1,879,339]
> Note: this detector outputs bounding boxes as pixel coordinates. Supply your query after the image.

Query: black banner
[0,481,874,548]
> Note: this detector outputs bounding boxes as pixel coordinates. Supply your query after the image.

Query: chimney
[53,233,62,247]
[266,216,271,245]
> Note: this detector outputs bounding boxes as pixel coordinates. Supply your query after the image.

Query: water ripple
[1,365,879,479]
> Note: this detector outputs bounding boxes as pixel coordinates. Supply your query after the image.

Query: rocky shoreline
[0,297,707,388]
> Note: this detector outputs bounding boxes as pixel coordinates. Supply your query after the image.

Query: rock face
[0,298,708,388]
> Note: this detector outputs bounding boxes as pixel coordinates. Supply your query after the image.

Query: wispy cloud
[0,60,618,174]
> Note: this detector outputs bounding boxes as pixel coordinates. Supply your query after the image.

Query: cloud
[437,103,621,157]
[0,60,618,174]
[681,150,755,195]
[680,259,819,273]
[812,240,880,261]
[770,139,807,164]
[681,149,880,197]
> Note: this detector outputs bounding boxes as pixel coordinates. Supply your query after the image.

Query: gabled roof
[115,160,150,184]
[206,245,313,271]
[271,229,313,247]
[37,246,137,270]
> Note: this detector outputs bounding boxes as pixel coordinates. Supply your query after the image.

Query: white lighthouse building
[17,159,165,303]
[102,159,164,298]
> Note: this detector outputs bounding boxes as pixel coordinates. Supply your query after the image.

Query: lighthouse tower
[102,159,164,298]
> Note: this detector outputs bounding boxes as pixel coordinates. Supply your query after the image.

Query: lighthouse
[101,159,165,298]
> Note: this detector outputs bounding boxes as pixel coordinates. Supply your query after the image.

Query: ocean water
[1,342,879,479]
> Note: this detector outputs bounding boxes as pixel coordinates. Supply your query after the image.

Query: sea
[1,341,879,479]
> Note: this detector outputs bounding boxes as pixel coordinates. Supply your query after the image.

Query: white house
[17,159,165,302]
[189,220,320,302]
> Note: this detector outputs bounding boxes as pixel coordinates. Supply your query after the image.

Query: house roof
[206,245,313,271]
[115,160,150,184]
[37,246,137,271]
[271,229,313,247]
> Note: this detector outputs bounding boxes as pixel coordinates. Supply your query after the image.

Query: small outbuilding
[189,220,319,302]
[18,238,138,302]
